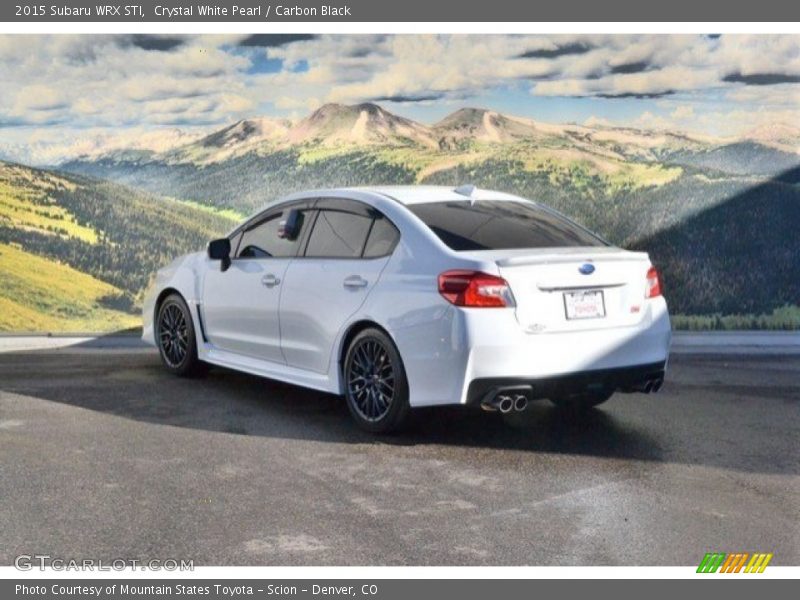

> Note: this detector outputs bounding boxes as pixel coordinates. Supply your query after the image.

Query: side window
[304,210,373,258]
[237,210,308,258]
[363,216,400,258]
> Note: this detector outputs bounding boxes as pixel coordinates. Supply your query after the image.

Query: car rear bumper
[456,297,671,402]
[385,294,670,407]
[465,361,667,405]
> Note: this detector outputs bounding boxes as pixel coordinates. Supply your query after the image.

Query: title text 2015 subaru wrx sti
[143,186,671,432]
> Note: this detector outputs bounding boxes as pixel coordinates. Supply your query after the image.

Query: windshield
[408,200,606,251]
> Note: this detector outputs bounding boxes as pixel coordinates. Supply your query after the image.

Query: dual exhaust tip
[481,393,528,413]
[481,375,664,413]
[638,376,664,394]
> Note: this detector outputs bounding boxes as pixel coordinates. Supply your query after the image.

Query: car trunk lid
[477,247,651,333]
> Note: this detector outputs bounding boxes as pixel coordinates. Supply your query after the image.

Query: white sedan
[143,185,671,432]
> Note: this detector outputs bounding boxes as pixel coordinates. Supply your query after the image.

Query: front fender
[141,252,206,346]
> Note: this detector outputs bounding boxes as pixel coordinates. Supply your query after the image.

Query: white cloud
[533,66,720,98]
[13,84,67,112]
[634,111,675,131]
[262,34,800,107]
[0,34,798,163]
[670,105,695,120]
[583,115,613,128]
[726,84,800,107]
[0,125,210,165]
[0,35,254,130]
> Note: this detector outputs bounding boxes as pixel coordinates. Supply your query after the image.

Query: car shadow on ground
[0,343,669,461]
[2,346,798,475]
[214,370,664,462]
[0,343,660,460]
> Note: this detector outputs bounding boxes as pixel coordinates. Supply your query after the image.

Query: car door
[201,203,312,363]
[279,200,401,374]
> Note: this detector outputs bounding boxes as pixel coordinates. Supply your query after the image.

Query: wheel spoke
[159,303,189,367]
[352,358,368,376]
[346,337,396,423]
[376,391,389,410]
[353,347,369,372]
[369,388,378,417]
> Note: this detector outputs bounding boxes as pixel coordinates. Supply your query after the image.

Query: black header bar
[3,0,799,22]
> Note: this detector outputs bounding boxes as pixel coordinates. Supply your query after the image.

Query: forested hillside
[0,161,235,331]
[631,169,800,317]
[66,149,419,215]
[60,105,800,322]
[10,102,800,329]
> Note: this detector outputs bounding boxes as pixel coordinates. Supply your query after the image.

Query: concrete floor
[0,349,797,565]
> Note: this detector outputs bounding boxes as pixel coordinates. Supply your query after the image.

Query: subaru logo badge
[579,263,595,275]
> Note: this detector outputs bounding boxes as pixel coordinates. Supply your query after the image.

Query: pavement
[670,331,800,355]
[0,347,798,566]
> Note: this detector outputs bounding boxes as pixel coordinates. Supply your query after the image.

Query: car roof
[232,185,534,234]
[230,185,583,244]
[275,185,526,206]
[347,185,525,205]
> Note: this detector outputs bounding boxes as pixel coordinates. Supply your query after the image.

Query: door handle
[343,275,368,289]
[261,274,281,288]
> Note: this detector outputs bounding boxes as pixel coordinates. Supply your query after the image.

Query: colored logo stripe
[745,553,773,573]
[697,552,773,573]
[697,553,726,573]
[720,553,749,573]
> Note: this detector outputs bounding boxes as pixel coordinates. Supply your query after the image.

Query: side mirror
[208,238,231,272]
[278,209,304,241]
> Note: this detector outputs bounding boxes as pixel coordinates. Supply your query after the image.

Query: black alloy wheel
[156,293,206,377]
[159,303,188,367]
[344,328,410,433]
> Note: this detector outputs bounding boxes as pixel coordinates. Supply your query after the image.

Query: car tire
[156,293,207,377]
[549,389,613,411]
[343,328,410,433]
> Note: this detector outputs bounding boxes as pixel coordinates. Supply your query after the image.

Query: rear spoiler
[495,250,649,268]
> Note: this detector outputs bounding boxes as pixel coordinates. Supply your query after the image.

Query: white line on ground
[0,335,151,353]
[1,332,799,354]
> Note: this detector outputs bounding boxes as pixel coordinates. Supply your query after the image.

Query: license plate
[564,290,606,320]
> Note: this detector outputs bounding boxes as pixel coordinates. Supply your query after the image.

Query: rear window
[363,216,400,258]
[408,200,605,251]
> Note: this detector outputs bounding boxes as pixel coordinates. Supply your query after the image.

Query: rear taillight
[645,265,662,298]
[438,270,513,307]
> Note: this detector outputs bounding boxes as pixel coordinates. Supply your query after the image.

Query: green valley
[5,103,800,330]
[0,161,236,332]
[0,242,138,332]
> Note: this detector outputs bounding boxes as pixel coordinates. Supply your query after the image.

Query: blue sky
[0,34,798,163]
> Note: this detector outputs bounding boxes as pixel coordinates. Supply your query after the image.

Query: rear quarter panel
[352,239,497,407]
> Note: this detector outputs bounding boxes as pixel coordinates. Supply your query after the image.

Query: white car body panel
[279,255,390,374]
[143,186,671,408]
[202,257,291,362]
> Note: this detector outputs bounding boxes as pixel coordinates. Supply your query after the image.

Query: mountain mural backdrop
[2,103,800,331]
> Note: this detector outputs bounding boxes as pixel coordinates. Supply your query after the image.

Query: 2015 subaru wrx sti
[143,185,671,432]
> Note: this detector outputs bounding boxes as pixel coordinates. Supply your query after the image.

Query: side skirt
[202,345,338,395]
